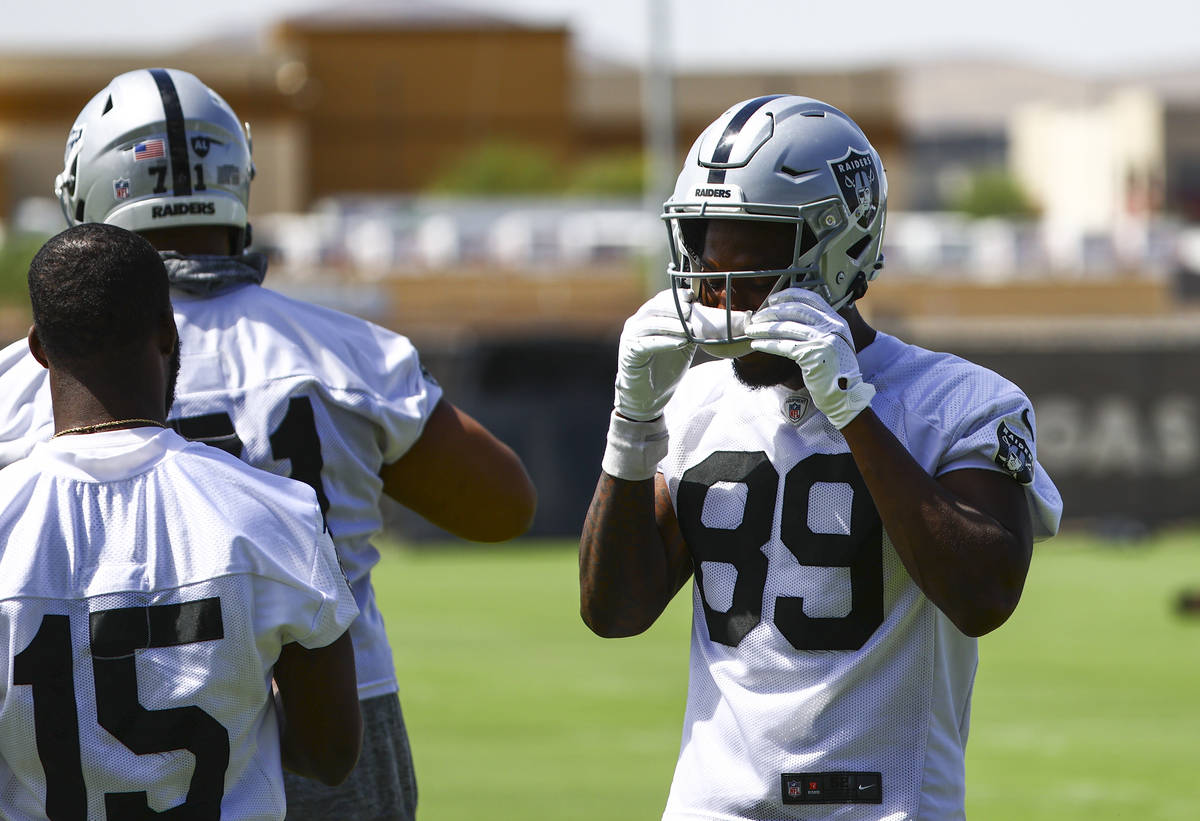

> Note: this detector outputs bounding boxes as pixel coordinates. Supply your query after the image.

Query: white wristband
[601,411,669,481]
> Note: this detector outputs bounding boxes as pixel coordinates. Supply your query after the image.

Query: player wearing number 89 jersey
[658,338,1060,819]
[580,95,1062,820]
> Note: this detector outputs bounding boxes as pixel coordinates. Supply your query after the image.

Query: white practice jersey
[659,332,1061,821]
[0,281,442,700]
[0,427,357,820]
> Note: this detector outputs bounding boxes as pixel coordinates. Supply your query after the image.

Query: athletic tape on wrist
[601,411,669,481]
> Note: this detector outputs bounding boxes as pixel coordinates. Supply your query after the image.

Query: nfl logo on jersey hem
[781,772,882,805]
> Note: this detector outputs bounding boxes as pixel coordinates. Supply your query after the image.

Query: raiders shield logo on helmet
[828,148,879,229]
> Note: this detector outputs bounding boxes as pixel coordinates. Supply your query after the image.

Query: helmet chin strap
[846,271,870,304]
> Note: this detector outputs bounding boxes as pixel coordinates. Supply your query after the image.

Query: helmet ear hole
[845,234,871,261]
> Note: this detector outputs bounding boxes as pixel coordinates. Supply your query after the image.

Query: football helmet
[662,94,887,347]
[54,68,254,236]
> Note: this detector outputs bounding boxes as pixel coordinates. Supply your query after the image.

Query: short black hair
[28,222,170,363]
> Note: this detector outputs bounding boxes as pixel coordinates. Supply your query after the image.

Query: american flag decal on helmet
[133,139,165,161]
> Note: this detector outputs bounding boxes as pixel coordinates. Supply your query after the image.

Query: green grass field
[374,530,1200,820]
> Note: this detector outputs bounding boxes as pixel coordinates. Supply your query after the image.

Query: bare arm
[273,631,362,785]
[840,408,1033,637]
[380,398,537,542]
[579,472,692,637]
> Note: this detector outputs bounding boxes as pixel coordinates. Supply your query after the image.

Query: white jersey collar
[34,427,181,483]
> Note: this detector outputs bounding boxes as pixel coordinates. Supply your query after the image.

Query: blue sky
[4,0,1199,76]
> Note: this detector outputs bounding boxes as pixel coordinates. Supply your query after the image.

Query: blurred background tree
[951,168,1039,219]
[0,232,47,306]
[564,151,645,196]
[427,141,563,194]
[428,141,646,196]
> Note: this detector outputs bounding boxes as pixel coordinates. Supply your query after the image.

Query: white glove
[744,288,875,429]
[613,289,699,422]
[604,289,703,480]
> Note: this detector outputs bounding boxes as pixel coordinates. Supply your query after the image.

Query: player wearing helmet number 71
[580,95,1063,820]
[0,68,537,821]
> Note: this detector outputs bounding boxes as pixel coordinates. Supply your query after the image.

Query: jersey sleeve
[0,342,54,468]
[284,523,360,650]
[932,378,1063,542]
[357,326,444,465]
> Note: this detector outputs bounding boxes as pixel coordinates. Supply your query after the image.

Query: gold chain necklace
[52,419,167,438]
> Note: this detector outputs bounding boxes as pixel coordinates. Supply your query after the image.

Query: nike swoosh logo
[857,784,874,791]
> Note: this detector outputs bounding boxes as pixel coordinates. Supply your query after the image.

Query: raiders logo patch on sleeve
[995,421,1034,484]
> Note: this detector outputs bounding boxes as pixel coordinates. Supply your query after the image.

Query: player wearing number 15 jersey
[580,96,1062,820]
[0,224,361,820]
[0,68,536,820]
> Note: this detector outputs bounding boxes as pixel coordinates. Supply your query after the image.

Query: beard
[164,336,181,416]
[732,351,803,389]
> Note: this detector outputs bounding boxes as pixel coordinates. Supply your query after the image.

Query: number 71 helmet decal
[662,95,887,345]
[54,68,254,236]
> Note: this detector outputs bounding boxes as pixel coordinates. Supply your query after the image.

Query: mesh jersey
[0,428,357,821]
[659,332,1062,821]
[0,280,442,700]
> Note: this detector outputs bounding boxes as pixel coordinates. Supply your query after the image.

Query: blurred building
[575,60,905,192]
[3,5,1200,292]
[1010,89,1164,272]
[0,2,574,221]
[275,4,571,201]
[0,1,909,224]
[896,60,1100,211]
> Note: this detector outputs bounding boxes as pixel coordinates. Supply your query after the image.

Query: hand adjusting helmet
[662,94,887,348]
[54,68,254,242]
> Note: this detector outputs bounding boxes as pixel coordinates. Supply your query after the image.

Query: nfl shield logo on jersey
[786,780,802,798]
[113,178,131,200]
[829,148,879,229]
[782,394,809,425]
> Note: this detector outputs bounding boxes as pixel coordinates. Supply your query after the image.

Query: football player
[0,223,361,819]
[579,95,1063,820]
[0,68,537,820]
